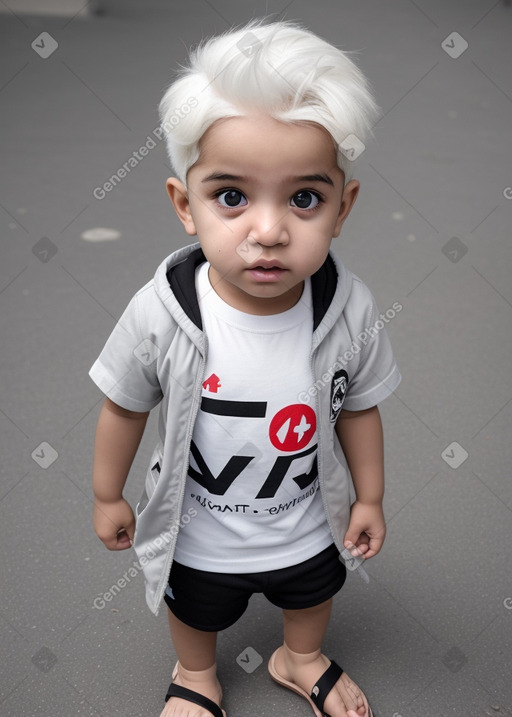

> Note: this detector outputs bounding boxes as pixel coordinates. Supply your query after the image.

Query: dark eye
[291,191,320,210]
[217,190,247,208]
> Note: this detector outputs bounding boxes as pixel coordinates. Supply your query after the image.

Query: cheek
[192,205,235,238]
[300,216,335,246]
[295,222,333,267]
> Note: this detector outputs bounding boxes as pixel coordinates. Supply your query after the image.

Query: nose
[248,205,290,247]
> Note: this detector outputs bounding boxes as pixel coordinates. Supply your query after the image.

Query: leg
[271,599,369,717]
[168,609,218,671]
[160,609,225,717]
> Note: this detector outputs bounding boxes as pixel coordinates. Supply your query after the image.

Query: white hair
[158,19,379,184]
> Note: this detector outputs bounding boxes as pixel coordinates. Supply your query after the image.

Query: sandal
[164,662,225,717]
[268,649,373,717]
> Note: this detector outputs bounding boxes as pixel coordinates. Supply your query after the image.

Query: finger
[116,528,132,548]
[100,534,125,551]
[354,534,370,550]
[348,541,369,556]
[110,539,132,551]
[343,526,364,549]
[344,525,369,550]
[125,517,136,544]
[363,534,385,559]
[97,529,131,551]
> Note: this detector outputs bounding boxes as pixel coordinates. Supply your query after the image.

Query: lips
[252,266,285,272]
[246,263,287,282]
[247,259,286,271]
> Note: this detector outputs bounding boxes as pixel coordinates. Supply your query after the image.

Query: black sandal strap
[165,683,223,717]
[310,660,344,715]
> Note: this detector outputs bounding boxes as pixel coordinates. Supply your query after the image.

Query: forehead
[191,114,340,180]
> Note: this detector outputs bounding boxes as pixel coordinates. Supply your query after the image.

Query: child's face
[167,114,359,314]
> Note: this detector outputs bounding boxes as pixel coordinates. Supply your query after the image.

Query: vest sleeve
[342,285,402,412]
[89,287,164,413]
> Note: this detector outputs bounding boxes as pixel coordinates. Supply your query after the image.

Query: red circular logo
[269,404,317,452]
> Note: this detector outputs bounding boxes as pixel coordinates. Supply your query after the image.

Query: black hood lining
[167,248,206,331]
[310,252,338,331]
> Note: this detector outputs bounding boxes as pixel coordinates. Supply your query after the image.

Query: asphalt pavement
[1,1,512,715]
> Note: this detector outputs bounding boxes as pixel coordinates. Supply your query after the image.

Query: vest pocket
[136,459,161,516]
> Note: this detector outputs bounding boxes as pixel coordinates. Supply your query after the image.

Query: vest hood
[152,242,354,341]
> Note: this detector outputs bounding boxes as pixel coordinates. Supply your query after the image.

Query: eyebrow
[201,173,247,183]
[294,173,334,187]
[201,172,334,186]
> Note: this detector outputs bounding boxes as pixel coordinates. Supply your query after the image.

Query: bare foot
[159,662,226,717]
[272,645,370,717]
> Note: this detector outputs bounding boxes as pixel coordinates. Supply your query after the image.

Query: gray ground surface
[1,1,512,715]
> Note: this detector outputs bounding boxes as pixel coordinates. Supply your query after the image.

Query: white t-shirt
[173,263,332,573]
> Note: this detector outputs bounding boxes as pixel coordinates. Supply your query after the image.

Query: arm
[92,397,150,550]
[335,405,386,559]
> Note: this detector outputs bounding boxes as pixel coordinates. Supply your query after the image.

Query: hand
[343,500,386,560]
[93,497,135,550]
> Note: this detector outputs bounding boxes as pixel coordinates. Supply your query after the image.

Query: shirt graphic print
[173,263,332,573]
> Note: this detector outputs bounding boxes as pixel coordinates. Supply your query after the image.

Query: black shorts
[164,543,346,632]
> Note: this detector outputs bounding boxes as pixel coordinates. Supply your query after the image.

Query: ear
[166,178,197,236]
[333,179,359,237]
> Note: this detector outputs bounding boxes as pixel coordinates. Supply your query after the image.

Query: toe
[323,672,370,717]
